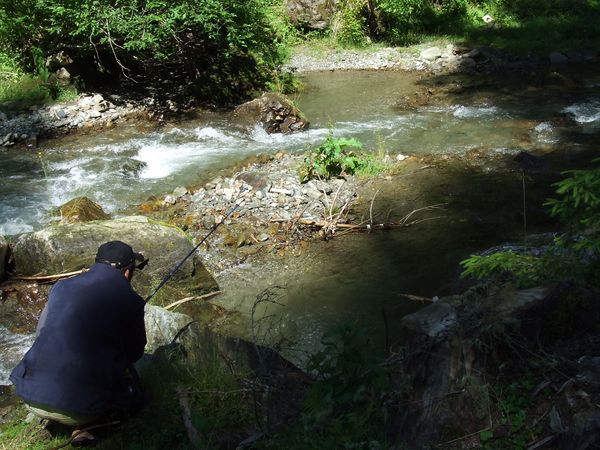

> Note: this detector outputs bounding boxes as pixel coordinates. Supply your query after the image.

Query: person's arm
[125,297,147,363]
[35,303,49,338]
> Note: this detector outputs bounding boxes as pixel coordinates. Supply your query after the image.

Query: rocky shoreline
[285,43,599,74]
[0,93,150,148]
[3,42,598,150]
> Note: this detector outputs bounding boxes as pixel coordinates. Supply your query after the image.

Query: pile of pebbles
[163,153,361,230]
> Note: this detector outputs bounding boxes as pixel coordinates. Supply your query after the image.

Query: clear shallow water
[1,70,600,374]
[2,71,599,235]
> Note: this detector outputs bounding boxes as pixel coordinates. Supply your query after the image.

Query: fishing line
[144,194,245,304]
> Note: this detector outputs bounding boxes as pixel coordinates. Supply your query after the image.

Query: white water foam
[563,100,600,124]
[533,122,558,144]
[0,326,34,385]
[452,105,500,118]
[135,141,224,179]
[418,104,501,118]
[0,218,34,236]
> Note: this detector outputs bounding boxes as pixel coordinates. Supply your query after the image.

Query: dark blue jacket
[10,263,146,416]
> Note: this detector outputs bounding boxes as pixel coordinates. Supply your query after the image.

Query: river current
[1,69,600,378]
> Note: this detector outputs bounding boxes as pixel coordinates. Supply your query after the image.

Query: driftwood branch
[11,269,88,282]
[397,293,434,303]
[164,291,222,310]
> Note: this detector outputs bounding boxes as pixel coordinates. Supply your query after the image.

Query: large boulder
[284,0,340,30]
[233,93,309,134]
[144,305,194,353]
[55,196,110,223]
[388,282,600,449]
[11,216,218,298]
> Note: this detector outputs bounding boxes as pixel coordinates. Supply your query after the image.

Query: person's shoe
[71,429,96,447]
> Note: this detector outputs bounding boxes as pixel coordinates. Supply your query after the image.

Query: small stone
[55,109,67,119]
[222,188,236,201]
[0,111,6,121]
[172,186,188,198]
[55,67,71,81]
[420,47,442,61]
[164,195,176,205]
[88,110,102,119]
[396,154,408,161]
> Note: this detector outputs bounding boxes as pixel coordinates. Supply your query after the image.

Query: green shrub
[0,0,284,103]
[335,0,370,47]
[461,162,600,288]
[301,135,374,182]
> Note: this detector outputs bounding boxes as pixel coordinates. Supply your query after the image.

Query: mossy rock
[232,93,309,134]
[12,216,218,298]
[55,196,110,223]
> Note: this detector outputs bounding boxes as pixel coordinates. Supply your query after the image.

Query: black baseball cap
[95,241,145,269]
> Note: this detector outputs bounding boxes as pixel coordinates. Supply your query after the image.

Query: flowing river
[1,69,600,377]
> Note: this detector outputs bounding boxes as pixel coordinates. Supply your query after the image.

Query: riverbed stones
[233,93,309,134]
[56,196,110,223]
[11,216,217,297]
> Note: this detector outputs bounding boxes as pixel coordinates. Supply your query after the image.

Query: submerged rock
[55,196,110,223]
[233,93,309,134]
[11,216,218,298]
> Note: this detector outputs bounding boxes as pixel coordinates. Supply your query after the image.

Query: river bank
[2,41,598,150]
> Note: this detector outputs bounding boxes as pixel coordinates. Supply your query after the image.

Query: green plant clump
[300,135,383,182]
[0,51,77,109]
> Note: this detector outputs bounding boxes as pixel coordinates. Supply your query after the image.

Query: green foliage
[258,325,389,449]
[294,0,600,56]
[0,51,77,110]
[0,0,285,104]
[461,162,600,289]
[335,0,370,47]
[545,165,600,237]
[461,251,545,287]
[481,379,542,450]
[301,135,383,182]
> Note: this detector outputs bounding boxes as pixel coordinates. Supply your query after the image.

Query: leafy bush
[301,136,383,182]
[0,0,284,103]
[334,0,371,47]
[461,162,600,288]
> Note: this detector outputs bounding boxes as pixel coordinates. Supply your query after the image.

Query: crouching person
[10,241,148,445]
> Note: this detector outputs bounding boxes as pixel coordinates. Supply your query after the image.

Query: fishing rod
[144,196,244,304]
